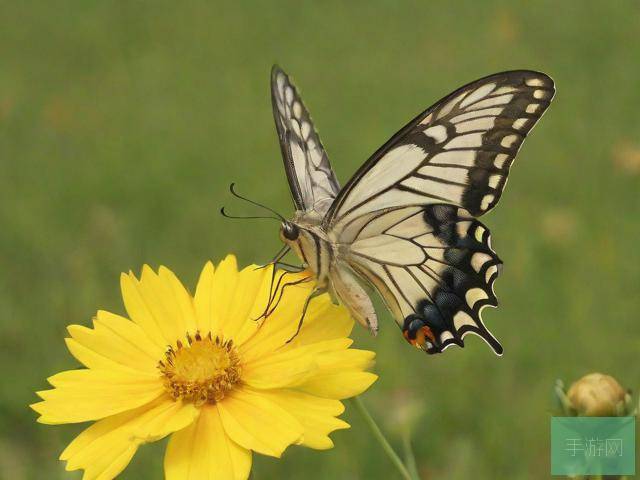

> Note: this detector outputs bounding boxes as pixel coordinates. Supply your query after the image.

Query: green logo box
[551,417,635,476]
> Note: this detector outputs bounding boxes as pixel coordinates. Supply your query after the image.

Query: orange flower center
[159,332,241,406]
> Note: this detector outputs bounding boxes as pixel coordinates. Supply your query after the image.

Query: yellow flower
[31,256,377,479]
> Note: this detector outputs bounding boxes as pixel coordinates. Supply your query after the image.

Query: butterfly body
[270,65,554,355]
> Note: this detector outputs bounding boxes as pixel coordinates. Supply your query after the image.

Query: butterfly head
[279,221,300,242]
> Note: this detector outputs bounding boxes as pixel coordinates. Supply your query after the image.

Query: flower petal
[241,346,317,389]
[238,276,320,362]
[287,300,354,347]
[65,310,162,374]
[297,348,378,399]
[165,405,251,480]
[158,265,199,334]
[220,264,268,342]
[193,255,238,336]
[260,389,350,450]
[32,369,164,424]
[120,272,171,348]
[217,386,303,457]
[60,396,198,479]
[299,371,378,399]
[194,261,216,333]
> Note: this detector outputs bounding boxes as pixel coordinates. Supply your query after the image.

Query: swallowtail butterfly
[269,65,554,355]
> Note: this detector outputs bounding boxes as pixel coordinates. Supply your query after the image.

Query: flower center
[159,332,241,405]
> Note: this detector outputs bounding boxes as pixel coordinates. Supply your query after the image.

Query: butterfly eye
[281,223,299,241]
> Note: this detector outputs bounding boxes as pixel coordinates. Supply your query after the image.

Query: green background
[2,1,639,478]
[551,417,635,475]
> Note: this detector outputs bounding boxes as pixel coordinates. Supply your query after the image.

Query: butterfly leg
[286,287,325,343]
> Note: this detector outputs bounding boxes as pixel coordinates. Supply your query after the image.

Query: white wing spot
[451,107,503,123]
[468,94,513,110]
[301,121,311,140]
[534,89,549,100]
[501,135,519,148]
[525,78,545,87]
[492,86,518,95]
[445,133,483,149]
[440,331,454,342]
[455,116,496,133]
[453,311,475,329]
[423,125,448,143]
[419,113,434,125]
[430,150,476,167]
[513,118,528,130]
[292,102,302,118]
[437,91,469,119]
[460,83,496,108]
[474,226,486,242]
[481,194,495,210]
[471,252,493,273]
[494,153,510,169]
[488,174,501,189]
[526,104,540,114]
[466,287,489,307]
[485,264,499,283]
[285,86,294,104]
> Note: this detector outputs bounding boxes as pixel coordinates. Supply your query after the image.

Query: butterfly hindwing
[325,70,555,230]
[342,204,503,354]
[271,66,340,216]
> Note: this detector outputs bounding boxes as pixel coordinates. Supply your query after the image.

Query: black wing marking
[344,204,503,355]
[325,70,554,229]
[271,65,340,215]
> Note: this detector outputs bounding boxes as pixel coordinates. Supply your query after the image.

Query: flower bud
[567,373,628,416]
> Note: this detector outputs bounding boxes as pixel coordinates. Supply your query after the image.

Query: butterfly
[267,65,554,355]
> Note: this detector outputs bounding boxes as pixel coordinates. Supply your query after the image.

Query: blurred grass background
[1,1,639,478]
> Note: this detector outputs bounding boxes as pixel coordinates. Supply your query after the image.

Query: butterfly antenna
[219,207,282,221]
[228,183,286,222]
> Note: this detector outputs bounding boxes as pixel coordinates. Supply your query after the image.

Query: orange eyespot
[404,326,435,349]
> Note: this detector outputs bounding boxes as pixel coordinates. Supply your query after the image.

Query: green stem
[350,396,413,480]
[402,430,420,480]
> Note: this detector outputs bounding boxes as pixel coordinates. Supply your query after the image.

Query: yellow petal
[296,348,377,399]
[217,386,303,457]
[287,299,354,347]
[66,310,162,374]
[32,369,164,424]
[120,272,171,348]
[136,265,196,344]
[241,346,317,389]
[314,348,376,371]
[299,371,378,399]
[165,405,251,480]
[238,275,319,362]
[193,255,238,336]
[60,396,198,479]
[219,264,268,342]
[194,261,216,333]
[259,389,350,450]
[158,265,198,334]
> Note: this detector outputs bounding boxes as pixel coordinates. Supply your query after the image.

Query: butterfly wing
[271,65,340,216]
[324,70,554,230]
[325,71,554,354]
[336,204,502,354]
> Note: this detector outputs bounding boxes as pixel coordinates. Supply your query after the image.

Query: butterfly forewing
[325,70,554,230]
[271,66,340,216]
